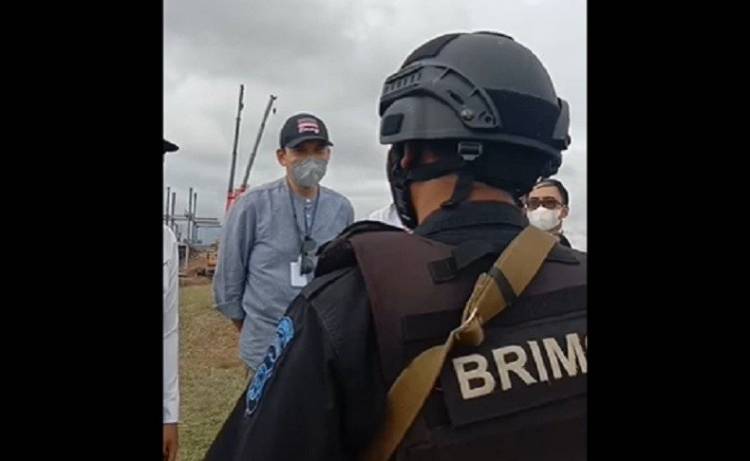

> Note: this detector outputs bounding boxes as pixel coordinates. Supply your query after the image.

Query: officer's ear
[560,205,569,219]
[402,141,438,169]
[401,143,418,169]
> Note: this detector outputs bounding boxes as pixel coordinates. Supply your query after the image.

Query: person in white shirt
[525,178,573,248]
[367,202,406,229]
[163,139,180,461]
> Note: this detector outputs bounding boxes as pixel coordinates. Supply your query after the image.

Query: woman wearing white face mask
[525,178,572,248]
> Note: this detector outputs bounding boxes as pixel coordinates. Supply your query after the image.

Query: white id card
[290,257,309,287]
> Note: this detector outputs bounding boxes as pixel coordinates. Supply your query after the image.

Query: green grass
[178,283,248,461]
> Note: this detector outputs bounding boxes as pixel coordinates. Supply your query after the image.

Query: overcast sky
[164,0,587,249]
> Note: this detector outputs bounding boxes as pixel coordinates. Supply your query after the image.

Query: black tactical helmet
[379,31,571,228]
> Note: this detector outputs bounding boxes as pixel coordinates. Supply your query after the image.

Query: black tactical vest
[317,223,587,461]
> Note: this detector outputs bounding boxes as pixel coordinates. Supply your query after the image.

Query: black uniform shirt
[204,202,586,461]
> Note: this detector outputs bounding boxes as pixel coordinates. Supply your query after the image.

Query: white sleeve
[368,204,405,229]
[163,229,180,424]
[367,205,387,222]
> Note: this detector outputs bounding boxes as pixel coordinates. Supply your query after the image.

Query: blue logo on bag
[245,316,295,415]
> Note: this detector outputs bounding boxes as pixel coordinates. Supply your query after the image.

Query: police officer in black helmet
[204,31,586,461]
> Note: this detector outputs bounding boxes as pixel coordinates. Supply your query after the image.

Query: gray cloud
[165,0,587,248]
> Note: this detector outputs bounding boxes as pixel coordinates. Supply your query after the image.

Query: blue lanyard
[287,181,320,251]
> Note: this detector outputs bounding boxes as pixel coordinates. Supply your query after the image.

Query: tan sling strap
[360,226,558,461]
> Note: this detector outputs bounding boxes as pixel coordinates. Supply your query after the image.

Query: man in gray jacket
[214,113,354,376]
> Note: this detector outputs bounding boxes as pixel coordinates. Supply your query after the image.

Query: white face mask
[528,207,562,231]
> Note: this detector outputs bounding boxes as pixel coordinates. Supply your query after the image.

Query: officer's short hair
[533,178,569,206]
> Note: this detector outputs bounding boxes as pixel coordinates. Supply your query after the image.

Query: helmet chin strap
[440,141,483,209]
[392,141,487,226]
[441,170,474,208]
